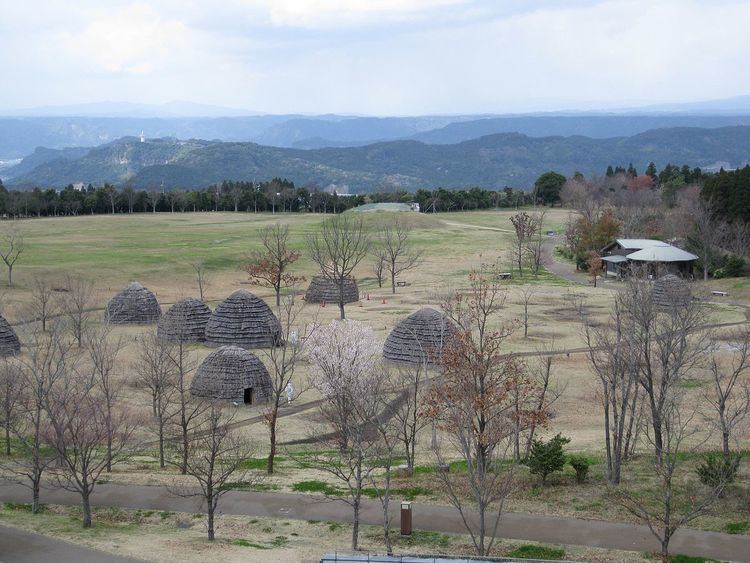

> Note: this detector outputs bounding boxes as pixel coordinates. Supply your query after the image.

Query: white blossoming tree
[305,319,390,551]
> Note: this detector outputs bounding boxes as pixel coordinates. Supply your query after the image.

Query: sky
[1,0,749,115]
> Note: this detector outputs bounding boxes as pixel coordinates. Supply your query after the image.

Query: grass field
[1,208,749,561]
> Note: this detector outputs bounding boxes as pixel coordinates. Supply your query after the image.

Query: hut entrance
[244,387,254,405]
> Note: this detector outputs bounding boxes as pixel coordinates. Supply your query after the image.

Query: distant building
[601,238,698,278]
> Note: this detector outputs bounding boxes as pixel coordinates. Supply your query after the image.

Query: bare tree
[57,275,94,347]
[85,323,127,472]
[147,190,160,213]
[166,190,183,213]
[509,212,536,276]
[371,246,387,289]
[690,197,727,281]
[245,224,303,306]
[622,278,710,463]
[28,277,57,332]
[705,327,750,459]
[166,340,206,474]
[377,220,423,294]
[307,215,370,319]
[527,210,547,276]
[191,262,210,302]
[587,252,603,288]
[390,361,431,471]
[581,298,642,484]
[261,292,310,474]
[171,402,256,540]
[45,367,137,528]
[10,323,76,513]
[122,185,136,214]
[136,331,176,468]
[0,227,24,286]
[518,287,535,338]
[427,265,548,556]
[615,394,721,562]
[0,358,23,455]
[727,221,750,259]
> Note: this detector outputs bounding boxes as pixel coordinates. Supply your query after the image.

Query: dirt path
[443,221,513,233]
[1,481,747,561]
[0,522,142,562]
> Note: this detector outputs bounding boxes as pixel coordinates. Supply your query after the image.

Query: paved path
[1,481,748,561]
[0,523,140,562]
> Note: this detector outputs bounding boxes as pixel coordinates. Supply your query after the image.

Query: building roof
[627,246,699,263]
[615,239,671,250]
[602,255,628,263]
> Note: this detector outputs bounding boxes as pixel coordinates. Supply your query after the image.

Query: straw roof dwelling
[305,274,359,304]
[157,298,212,343]
[0,314,21,356]
[383,307,457,366]
[106,282,162,324]
[651,274,692,308]
[190,345,272,404]
[205,289,281,348]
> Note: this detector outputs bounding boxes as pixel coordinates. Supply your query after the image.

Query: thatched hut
[190,345,272,404]
[157,298,211,343]
[305,274,359,304]
[651,274,692,308]
[383,307,457,366]
[205,290,281,348]
[106,282,161,324]
[0,314,21,356]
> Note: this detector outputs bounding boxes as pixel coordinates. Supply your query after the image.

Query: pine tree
[527,434,570,485]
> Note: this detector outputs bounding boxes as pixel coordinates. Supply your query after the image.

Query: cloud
[59,4,188,74]
[241,0,467,27]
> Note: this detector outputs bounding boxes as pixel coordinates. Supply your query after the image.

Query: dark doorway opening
[244,388,254,405]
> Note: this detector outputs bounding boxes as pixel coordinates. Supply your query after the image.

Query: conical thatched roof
[157,298,211,343]
[305,274,359,304]
[383,307,457,366]
[191,345,272,403]
[205,290,281,348]
[106,282,162,324]
[0,314,21,356]
[651,274,692,307]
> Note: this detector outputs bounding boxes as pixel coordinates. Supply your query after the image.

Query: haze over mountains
[2,95,750,192]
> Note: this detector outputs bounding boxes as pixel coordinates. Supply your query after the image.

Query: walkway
[0,523,140,562]
[1,481,748,561]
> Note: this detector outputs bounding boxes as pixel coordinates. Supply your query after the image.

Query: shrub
[568,454,590,484]
[713,254,745,278]
[509,544,566,559]
[696,452,741,497]
[527,434,570,484]
[724,521,750,534]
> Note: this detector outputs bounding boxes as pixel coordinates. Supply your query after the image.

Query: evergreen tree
[645,162,657,179]
[527,434,570,485]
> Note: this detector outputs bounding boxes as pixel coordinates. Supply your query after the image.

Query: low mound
[106,282,161,324]
[383,307,458,366]
[0,315,21,356]
[157,298,212,343]
[305,274,359,305]
[205,290,281,348]
[191,345,272,404]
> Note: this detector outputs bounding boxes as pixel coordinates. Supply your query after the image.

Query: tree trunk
[4,424,10,455]
[207,499,215,540]
[267,408,278,475]
[351,495,360,550]
[82,489,92,528]
[7,264,13,286]
[32,474,40,514]
[158,422,165,469]
[391,271,396,294]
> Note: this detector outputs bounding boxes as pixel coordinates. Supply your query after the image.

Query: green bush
[696,452,741,496]
[568,454,590,483]
[724,521,750,534]
[509,543,566,559]
[527,434,570,484]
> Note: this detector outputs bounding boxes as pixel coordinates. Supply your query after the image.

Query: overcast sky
[2,0,749,115]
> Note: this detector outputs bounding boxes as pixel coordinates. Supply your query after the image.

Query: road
[0,523,140,562]
[1,481,748,561]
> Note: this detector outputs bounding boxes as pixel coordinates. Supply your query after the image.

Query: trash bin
[400,501,412,536]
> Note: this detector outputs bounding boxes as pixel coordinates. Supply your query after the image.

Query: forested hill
[6,126,750,191]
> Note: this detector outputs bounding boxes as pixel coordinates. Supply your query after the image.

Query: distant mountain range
[2,94,750,160]
[5,126,750,192]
